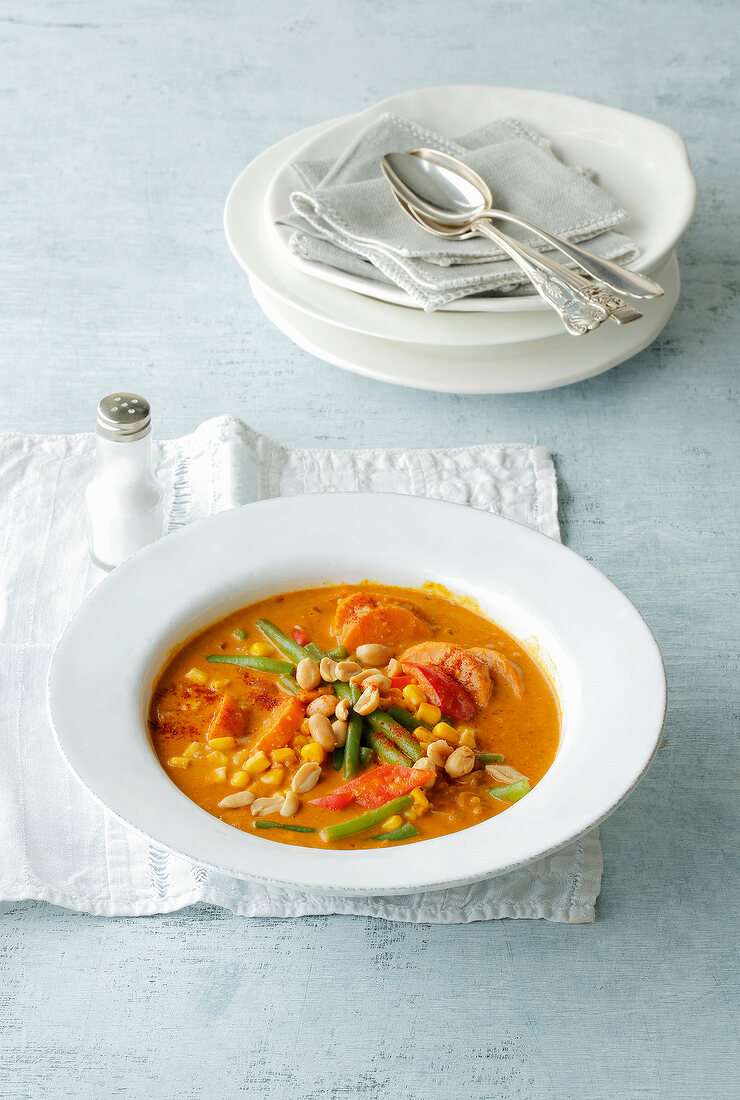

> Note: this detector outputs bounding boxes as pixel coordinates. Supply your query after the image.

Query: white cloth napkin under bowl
[0,416,602,922]
[279,113,639,310]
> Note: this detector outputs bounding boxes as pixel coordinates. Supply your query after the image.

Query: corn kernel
[209,679,229,691]
[185,667,207,685]
[212,766,227,782]
[458,728,476,748]
[261,766,285,788]
[183,742,200,759]
[206,749,228,765]
[410,788,430,814]
[433,721,458,744]
[403,808,418,823]
[271,747,296,764]
[414,725,435,744]
[381,814,404,832]
[301,742,325,764]
[244,751,270,775]
[209,736,236,750]
[300,719,312,736]
[292,733,309,749]
[230,769,250,788]
[403,684,426,709]
[232,748,249,766]
[168,755,189,769]
[250,642,275,657]
[417,702,441,726]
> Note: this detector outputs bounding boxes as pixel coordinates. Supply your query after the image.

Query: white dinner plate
[265,84,697,313]
[49,494,666,896]
[249,252,679,393]
[225,121,566,347]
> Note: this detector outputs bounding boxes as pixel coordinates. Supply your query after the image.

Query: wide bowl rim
[48,493,667,895]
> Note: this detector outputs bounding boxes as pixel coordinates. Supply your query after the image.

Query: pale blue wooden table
[2,2,738,1097]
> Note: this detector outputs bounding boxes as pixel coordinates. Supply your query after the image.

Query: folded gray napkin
[279,114,640,311]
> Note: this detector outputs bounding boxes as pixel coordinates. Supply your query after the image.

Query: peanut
[353,684,380,716]
[218,791,255,809]
[331,719,348,747]
[427,740,453,768]
[445,746,476,778]
[334,660,361,682]
[308,712,336,750]
[356,643,393,666]
[306,695,337,718]
[250,795,285,817]
[280,790,300,817]
[295,657,321,690]
[292,761,321,794]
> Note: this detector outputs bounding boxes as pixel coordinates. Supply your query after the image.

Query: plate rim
[248,253,679,394]
[48,492,667,895]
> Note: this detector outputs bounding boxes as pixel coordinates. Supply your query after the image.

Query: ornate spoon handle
[473,220,609,335]
[482,208,663,299]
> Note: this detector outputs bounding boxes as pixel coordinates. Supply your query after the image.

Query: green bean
[477,752,505,764]
[359,745,374,767]
[386,705,419,732]
[255,618,307,664]
[489,779,531,802]
[332,746,344,771]
[329,645,348,660]
[365,711,423,762]
[321,795,414,841]
[341,684,361,779]
[362,726,410,767]
[343,711,363,779]
[232,627,248,641]
[206,654,293,675]
[386,703,455,732]
[305,642,326,663]
[333,681,352,701]
[370,823,419,842]
[277,674,300,697]
[254,820,316,834]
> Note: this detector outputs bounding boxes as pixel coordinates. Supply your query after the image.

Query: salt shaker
[85,393,163,570]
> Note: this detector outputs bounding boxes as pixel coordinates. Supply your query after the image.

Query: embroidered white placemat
[0,415,602,922]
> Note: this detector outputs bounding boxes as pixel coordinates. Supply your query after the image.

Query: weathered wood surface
[1,1,738,1097]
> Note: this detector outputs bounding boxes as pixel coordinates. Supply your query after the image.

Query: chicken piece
[401,641,491,709]
[468,647,523,699]
[332,593,432,651]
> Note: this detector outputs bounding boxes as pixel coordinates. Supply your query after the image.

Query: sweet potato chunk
[331,593,378,642]
[333,594,432,651]
[207,692,246,741]
[468,647,523,699]
[253,695,305,754]
[401,642,491,708]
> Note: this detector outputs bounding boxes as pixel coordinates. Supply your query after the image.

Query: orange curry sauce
[149,584,560,849]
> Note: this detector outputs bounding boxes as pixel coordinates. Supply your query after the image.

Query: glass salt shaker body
[85,393,163,571]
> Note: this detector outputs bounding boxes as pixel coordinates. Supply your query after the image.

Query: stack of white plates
[224,87,696,393]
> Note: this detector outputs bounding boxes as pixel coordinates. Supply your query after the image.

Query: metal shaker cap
[96,393,151,442]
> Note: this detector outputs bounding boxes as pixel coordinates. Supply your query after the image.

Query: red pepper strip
[405,663,477,721]
[310,763,435,811]
[292,625,309,647]
[390,675,415,690]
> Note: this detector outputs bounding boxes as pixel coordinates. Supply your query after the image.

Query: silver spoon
[394,191,643,325]
[382,148,663,300]
[382,159,609,335]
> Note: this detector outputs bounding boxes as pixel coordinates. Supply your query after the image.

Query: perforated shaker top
[96,393,151,442]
